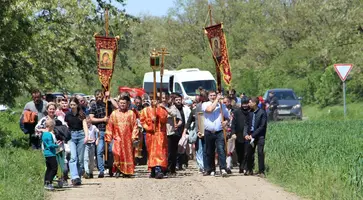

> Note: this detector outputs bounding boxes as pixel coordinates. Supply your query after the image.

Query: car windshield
[182,80,216,96]
[274,91,297,100]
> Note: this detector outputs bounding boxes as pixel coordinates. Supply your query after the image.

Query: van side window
[175,83,182,93]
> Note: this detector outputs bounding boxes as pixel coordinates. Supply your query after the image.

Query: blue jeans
[97,131,113,173]
[69,130,85,180]
[84,143,95,174]
[204,130,227,172]
[196,138,205,171]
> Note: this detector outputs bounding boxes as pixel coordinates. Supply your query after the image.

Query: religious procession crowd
[19,88,268,191]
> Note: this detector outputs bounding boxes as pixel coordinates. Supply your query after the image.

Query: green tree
[0,0,132,105]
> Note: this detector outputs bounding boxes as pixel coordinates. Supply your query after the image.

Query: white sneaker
[221,169,228,177]
[44,184,55,191]
[210,171,216,176]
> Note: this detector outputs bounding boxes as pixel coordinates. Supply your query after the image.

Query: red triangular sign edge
[334,64,353,82]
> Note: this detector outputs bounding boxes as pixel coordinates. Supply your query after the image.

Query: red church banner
[95,36,118,91]
[205,23,232,87]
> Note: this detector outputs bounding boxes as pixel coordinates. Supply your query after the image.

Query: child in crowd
[83,117,99,179]
[42,119,62,190]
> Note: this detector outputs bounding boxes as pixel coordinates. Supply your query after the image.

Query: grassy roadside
[266,120,363,200]
[302,103,363,120]
[0,111,45,200]
[0,148,45,200]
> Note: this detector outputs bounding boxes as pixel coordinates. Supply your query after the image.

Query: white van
[143,68,216,99]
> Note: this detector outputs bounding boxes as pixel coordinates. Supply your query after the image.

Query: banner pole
[207,5,228,156]
[208,5,213,26]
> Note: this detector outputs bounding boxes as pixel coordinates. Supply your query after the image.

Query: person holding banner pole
[139,49,169,179]
[202,90,229,177]
[94,8,119,178]
[90,90,114,178]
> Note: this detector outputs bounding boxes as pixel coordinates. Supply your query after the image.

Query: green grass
[303,103,363,120]
[0,111,45,200]
[266,120,363,200]
[0,148,45,200]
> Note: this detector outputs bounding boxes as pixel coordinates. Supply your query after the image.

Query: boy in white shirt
[84,117,99,179]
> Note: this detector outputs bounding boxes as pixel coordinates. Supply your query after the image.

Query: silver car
[263,89,302,120]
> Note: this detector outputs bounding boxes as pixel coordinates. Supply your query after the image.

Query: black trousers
[140,134,148,165]
[246,136,265,173]
[167,134,181,173]
[44,156,58,184]
[29,134,41,150]
[235,141,247,171]
[204,130,227,172]
[177,153,188,168]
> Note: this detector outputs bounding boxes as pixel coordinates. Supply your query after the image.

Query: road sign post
[343,81,346,116]
[334,64,353,118]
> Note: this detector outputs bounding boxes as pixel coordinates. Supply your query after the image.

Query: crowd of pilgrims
[19,88,267,191]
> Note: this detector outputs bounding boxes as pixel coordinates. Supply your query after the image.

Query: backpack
[54,125,71,142]
[22,110,38,124]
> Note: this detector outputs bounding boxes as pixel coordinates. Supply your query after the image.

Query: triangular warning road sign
[334,64,353,82]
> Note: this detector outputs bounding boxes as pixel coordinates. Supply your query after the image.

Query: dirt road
[50,164,300,200]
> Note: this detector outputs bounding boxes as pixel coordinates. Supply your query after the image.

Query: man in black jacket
[231,97,250,174]
[244,97,267,178]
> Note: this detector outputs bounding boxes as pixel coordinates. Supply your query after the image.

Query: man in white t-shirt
[202,90,229,177]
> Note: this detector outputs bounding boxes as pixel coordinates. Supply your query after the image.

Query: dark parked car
[263,89,302,120]
[51,92,66,98]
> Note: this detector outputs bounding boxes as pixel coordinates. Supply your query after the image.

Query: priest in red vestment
[140,100,168,179]
[105,96,139,178]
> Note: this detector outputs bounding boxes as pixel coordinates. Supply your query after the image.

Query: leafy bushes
[0,111,28,148]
